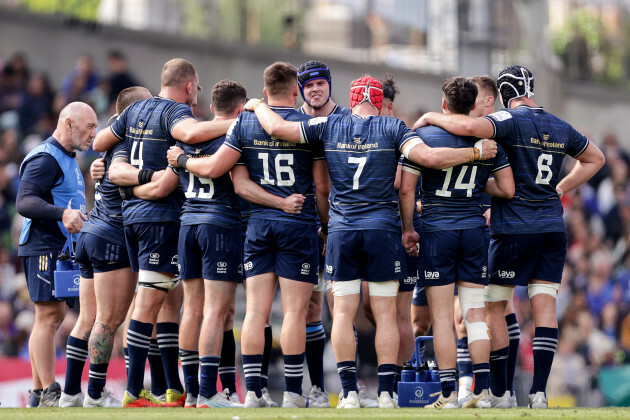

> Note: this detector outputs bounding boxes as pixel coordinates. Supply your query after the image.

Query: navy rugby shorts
[244,219,319,284]
[22,254,74,306]
[324,229,407,282]
[412,284,428,306]
[124,222,180,274]
[488,232,567,286]
[75,231,130,278]
[418,227,488,287]
[178,224,244,282]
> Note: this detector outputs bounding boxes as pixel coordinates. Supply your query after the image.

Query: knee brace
[484,283,513,302]
[138,271,179,292]
[367,280,399,297]
[458,285,490,343]
[528,282,559,299]
[332,279,361,297]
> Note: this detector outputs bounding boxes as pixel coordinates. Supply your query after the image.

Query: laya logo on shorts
[325,264,333,274]
[301,263,310,276]
[244,262,253,271]
[498,270,516,279]
[424,271,440,279]
[394,260,401,274]
[404,275,417,285]
[217,261,227,274]
[149,253,160,265]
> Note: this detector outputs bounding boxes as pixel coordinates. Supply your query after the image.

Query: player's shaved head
[442,77,477,115]
[59,101,96,123]
[116,86,151,115]
[469,75,498,99]
[211,80,247,114]
[263,62,297,96]
[161,58,197,88]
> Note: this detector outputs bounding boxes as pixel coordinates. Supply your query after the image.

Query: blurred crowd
[0,50,629,407]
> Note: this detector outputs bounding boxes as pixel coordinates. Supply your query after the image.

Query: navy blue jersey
[110,96,190,225]
[300,114,421,232]
[224,106,321,225]
[81,141,126,245]
[176,135,241,229]
[409,126,510,232]
[486,106,589,234]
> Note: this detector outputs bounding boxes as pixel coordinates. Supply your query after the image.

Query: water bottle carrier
[53,233,80,298]
[397,336,444,407]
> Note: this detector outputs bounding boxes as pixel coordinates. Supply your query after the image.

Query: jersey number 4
[435,165,478,197]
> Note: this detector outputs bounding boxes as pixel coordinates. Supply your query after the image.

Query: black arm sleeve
[16,154,65,220]
[16,180,65,220]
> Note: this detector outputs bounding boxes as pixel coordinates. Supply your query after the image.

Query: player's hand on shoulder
[90,158,105,181]
[402,231,420,257]
[476,139,497,160]
[244,98,264,112]
[281,194,305,214]
[412,112,434,130]
[62,209,88,234]
[167,146,185,167]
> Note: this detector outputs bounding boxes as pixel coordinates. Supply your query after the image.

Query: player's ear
[441,98,447,112]
[65,118,73,131]
[185,80,193,95]
[236,102,245,114]
[263,88,269,98]
[210,104,215,115]
[292,84,298,97]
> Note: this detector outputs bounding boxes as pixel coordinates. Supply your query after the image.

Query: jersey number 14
[435,165,478,197]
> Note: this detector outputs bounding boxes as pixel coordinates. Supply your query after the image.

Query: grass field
[0,407,629,420]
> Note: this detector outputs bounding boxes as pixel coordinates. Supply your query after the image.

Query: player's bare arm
[399,168,420,257]
[171,117,236,144]
[231,165,305,215]
[312,160,330,225]
[484,167,515,199]
[132,167,180,200]
[413,112,495,140]
[405,139,497,170]
[167,143,241,179]
[245,99,302,143]
[556,142,605,197]
[93,126,121,152]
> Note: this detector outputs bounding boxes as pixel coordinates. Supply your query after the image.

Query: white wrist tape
[474,139,487,159]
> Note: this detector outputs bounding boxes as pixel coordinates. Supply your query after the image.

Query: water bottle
[401,362,414,383]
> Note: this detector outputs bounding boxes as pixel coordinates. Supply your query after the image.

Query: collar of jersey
[154,95,175,102]
[50,136,76,158]
[515,105,543,110]
[269,105,294,110]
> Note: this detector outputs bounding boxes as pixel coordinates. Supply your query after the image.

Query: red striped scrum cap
[349,76,383,111]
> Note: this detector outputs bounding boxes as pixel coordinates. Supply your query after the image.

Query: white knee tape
[457,285,485,321]
[485,284,513,302]
[528,283,559,299]
[332,279,361,297]
[138,271,178,292]
[325,279,332,292]
[467,321,491,343]
[368,280,399,297]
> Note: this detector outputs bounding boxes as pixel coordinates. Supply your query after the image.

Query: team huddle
[16,57,605,410]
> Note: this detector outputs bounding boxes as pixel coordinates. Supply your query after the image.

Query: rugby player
[414,65,605,409]
[93,58,234,407]
[402,77,514,409]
